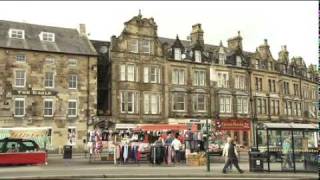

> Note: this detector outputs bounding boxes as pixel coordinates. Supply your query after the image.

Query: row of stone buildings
[0,14,318,150]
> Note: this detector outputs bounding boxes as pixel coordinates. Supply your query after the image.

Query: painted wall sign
[12,90,57,96]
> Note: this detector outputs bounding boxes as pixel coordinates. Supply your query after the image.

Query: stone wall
[0,48,97,151]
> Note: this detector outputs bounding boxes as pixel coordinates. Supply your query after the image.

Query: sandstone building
[94,14,318,147]
[0,20,97,151]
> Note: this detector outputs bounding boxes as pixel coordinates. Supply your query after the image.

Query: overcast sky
[0,1,318,65]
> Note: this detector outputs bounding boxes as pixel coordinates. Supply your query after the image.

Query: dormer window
[268,62,273,70]
[40,32,55,42]
[195,50,201,63]
[174,48,181,60]
[219,53,226,65]
[236,56,242,66]
[9,29,25,39]
[254,59,260,69]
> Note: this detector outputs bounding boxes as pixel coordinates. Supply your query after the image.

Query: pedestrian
[222,137,232,171]
[171,135,182,164]
[222,138,244,174]
[282,138,292,169]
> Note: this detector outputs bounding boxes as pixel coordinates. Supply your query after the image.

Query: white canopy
[262,123,318,129]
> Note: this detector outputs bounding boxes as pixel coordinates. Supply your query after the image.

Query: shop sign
[12,90,57,96]
[216,119,250,131]
[189,119,201,123]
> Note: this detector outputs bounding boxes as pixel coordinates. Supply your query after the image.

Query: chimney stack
[190,23,204,47]
[79,24,86,36]
[258,39,270,59]
[227,31,242,51]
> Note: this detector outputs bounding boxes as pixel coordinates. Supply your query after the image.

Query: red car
[0,138,47,165]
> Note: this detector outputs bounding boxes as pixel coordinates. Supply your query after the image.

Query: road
[0,154,317,180]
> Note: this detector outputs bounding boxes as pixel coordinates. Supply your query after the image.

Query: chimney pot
[281,45,288,51]
[264,39,268,45]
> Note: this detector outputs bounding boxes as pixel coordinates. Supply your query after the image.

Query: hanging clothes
[166,145,172,164]
[116,145,121,159]
[123,144,129,162]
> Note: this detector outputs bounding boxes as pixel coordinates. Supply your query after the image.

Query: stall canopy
[115,124,137,130]
[134,124,197,132]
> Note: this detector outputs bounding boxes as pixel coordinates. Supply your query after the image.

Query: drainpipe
[86,56,90,142]
[248,67,256,148]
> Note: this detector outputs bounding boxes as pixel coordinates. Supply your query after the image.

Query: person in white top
[171,136,182,163]
[222,137,237,171]
[222,137,243,174]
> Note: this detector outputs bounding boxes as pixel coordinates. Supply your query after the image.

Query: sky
[0,1,318,66]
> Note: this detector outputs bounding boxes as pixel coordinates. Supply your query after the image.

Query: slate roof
[0,20,97,56]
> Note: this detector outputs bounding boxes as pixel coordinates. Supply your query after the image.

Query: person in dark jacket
[222,138,244,174]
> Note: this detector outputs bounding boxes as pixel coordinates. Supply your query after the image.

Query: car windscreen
[21,141,36,148]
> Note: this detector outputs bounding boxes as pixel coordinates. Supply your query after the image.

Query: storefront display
[215,119,251,147]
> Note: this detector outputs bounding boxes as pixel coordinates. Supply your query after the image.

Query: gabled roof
[159,36,252,58]
[0,20,97,56]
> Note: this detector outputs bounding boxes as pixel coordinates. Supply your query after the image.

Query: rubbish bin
[249,148,264,172]
[63,145,72,159]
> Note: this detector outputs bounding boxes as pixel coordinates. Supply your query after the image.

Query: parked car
[0,138,40,153]
[0,138,47,166]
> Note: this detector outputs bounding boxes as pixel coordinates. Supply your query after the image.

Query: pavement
[0,153,318,180]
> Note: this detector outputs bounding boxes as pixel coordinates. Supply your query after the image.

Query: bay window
[173,93,185,111]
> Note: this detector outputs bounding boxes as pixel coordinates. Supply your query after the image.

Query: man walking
[222,138,244,174]
[222,137,232,171]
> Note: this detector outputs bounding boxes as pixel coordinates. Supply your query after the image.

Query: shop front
[256,123,318,172]
[215,119,251,148]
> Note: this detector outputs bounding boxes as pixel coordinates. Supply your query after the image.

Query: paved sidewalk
[0,155,317,179]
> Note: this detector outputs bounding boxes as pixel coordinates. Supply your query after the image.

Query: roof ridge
[0,19,77,31]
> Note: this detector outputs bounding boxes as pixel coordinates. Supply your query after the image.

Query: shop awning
[135,124,197,132]
[115,124,137,130]
[261,123,318,130]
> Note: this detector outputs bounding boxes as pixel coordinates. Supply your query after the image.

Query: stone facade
[0,21,97,152]
[95,14,318,147]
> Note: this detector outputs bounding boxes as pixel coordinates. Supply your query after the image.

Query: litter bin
[63,145,72,159]
[249,148,264,172]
